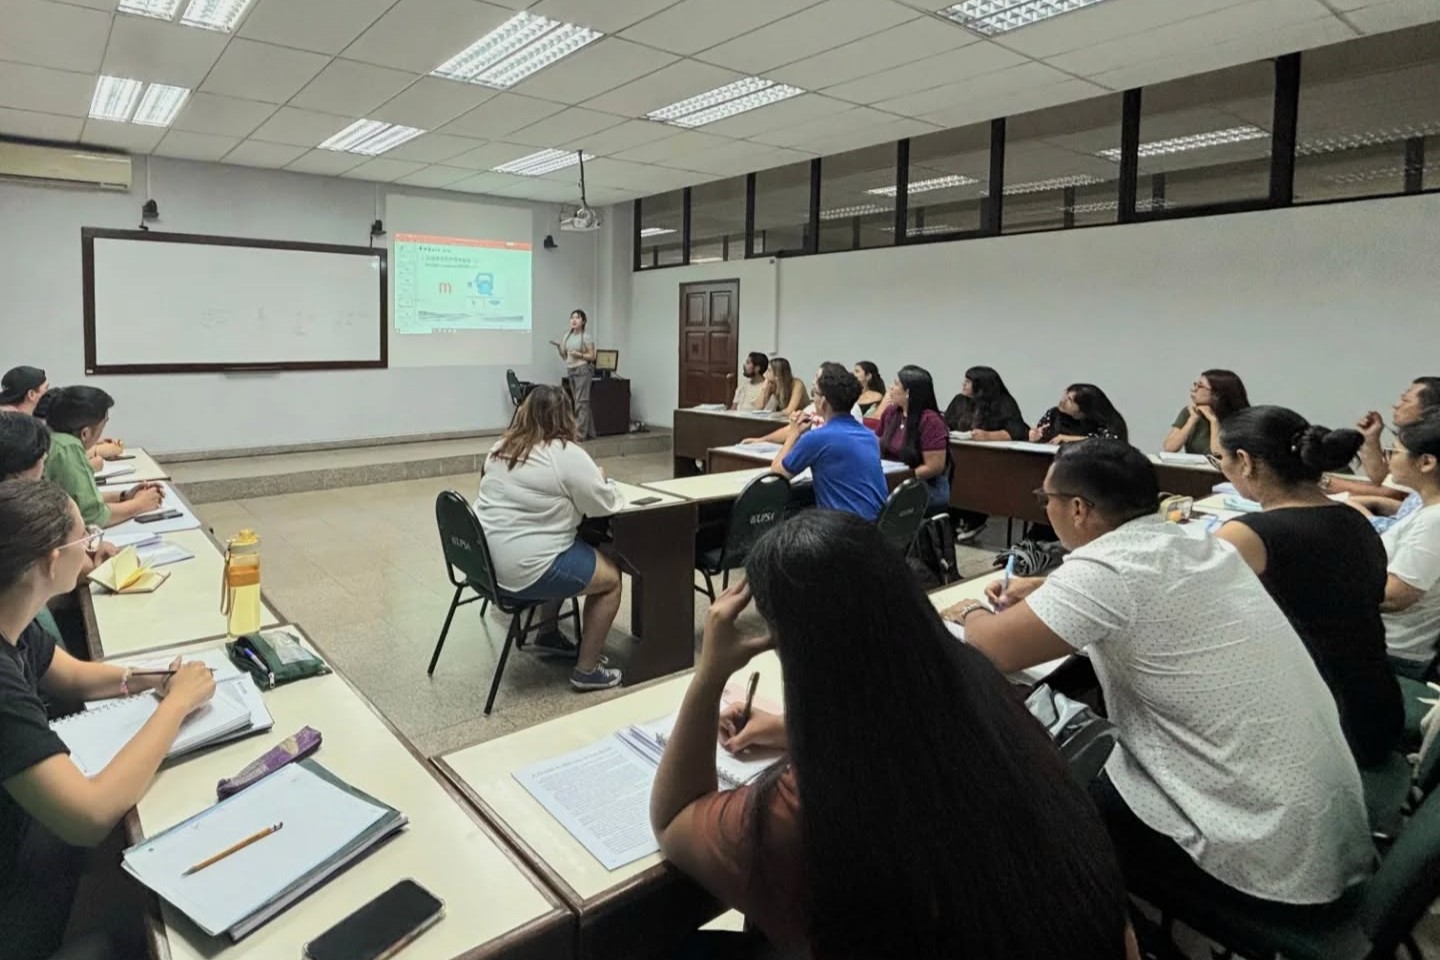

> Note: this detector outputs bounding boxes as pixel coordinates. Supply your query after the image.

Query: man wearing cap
[0,367,47,415]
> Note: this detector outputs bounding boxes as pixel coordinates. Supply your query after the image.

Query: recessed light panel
[492,149,592,176]
[89,76,146,122]
[132,84,191,127]
[180,0,255,32]
[433,12,602,89]
[648,78,805,128]
[937,0,1112,36]
[319,119,427,156]
[1097,125,1267,161]
[867,174,978,198]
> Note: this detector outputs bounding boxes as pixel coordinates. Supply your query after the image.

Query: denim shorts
[502,540,597,602]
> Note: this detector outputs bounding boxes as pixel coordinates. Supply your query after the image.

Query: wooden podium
[565,376,630,437]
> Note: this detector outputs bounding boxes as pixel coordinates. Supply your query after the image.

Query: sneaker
[528,631,579,659]
[955,521,984,543]
[571,664,623,691]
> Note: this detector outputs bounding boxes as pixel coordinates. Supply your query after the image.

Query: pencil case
[227,627,330,689]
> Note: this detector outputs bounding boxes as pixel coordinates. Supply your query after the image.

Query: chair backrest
[1416,712,1440,797]
[876,478,930,551]
[720,473,791,567]
[435,491,502,601]
[1361,780,1440,951]
[506,369,526,406]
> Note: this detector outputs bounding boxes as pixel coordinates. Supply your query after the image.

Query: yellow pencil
[182,822,283,877]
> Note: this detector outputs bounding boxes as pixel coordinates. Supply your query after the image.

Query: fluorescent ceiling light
[647,78,805,127]
[639,227,676,237]
[867,173,978,198]
[1002,173,1103,194]
[937,0,1112,35]
[1297,121,1440,156]
[433,12,602,88]
[89,76,145,123]
[132,84,191,127]
[319,119,427,156]
[879,224,962,235]
[180,0,254,31]
[820,203,891,221]
[118,0,183,19]
[691,256,724,263]
[1065,197,1167,214]
[492,148,592,176]
[1097,125,1267,161]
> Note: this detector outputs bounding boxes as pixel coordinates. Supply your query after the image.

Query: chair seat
[697,546,746,575]
[1399,675,1432,751]
[1360,752,1413,838]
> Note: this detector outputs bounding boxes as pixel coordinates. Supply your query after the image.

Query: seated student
[853,361,887,416]
[1375,411,1440,679]
[1162,369,1249,456]
[476,385,625,691]
[759,357,807,415]
[1211,406,1401,767]
[771,364,886,522]
[730,352,769,411]
[650,512,1136,960]
[877,365,950,512]
[1031,383,1128,444]
[943,365,1028,441]
[952,441,1372,919]
[1344,376,1440,532]
[41,387,162,527]
[0,480,216,960]
[0,367,48,415]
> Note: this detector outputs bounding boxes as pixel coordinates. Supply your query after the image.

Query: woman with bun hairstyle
[1212,405,1401,767]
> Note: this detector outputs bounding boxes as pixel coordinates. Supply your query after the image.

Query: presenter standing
[551,309,596,439]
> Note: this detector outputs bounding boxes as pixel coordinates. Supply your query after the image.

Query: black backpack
[908,513,960,587]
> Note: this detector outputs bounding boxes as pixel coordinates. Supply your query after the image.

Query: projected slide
[393,233,532,334]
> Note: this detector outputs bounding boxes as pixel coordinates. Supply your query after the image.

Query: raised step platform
[165,429,671,504]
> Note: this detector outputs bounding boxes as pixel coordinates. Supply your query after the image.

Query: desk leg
[612,503,698,684]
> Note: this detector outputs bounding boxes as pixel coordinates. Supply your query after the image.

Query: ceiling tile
[560,117,674,154]
[379,132,486,163]
[507,107,626,147]
[49,0,110,7]
[445,140,540,170]
[693,0,918,75]
[582,60,744,117]
[668,144,814,176]
[342,0,516,73]
[611,129,729,162]
[80,119,167,154]
[101,15,230,88]
[437,93,567,138]
[370,77,497,129]
[528,0,682,32]
[250,107,354,147]
[823,42,1027,105]
[515,178,582,200]
[767,17,980,91]
[200,39,330,105]
[750,105,895,147]
[153,130,242,161]
[284,148,368,175]
[620,0,824,57]
[557,156,654,186]
[508,38,677,103]
[1349,0,1440,33]
[484,0,542,8]
[223,140,310,168]
[796,117,939,156]
[239,0,401,55]
[921,77,1110,129]
[991,0,1252,59]
[290,60,418,116]
[0,61,97,117]
[171,93,278,137]
[448,170,527,193]
[874,61,1076,117]
[0,0,111,73]
[394,164,477,187]
[695,92,853,139]
[342,157,429,181]
[0,106,82,141]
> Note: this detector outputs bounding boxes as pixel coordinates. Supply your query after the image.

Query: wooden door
[678,279,739,408]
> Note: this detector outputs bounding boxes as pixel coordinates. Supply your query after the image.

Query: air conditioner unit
[0,141,132,191]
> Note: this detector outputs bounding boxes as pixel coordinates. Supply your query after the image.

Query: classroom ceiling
[1,0,1437,207]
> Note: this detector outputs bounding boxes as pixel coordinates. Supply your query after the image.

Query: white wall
[0,156,612,454]
[625,192,1440,449]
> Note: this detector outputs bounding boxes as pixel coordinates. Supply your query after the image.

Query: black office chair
[428,491,581,715]
[695,473,791,601]
[875,478,929,553]
[506,370,536,424]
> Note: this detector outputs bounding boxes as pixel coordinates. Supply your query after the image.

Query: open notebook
[123,760,406,940]
[55,685,252,777]
[616,712,781,789]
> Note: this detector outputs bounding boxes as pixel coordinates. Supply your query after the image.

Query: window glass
[753,161,812,255]
[638,190,683,267]
[906,123,989,238]
[817,143,899,252]
[688,176,746,262]
[1003,94,1123,232]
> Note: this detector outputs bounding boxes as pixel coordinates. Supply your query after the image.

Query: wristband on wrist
[120,666,132,697]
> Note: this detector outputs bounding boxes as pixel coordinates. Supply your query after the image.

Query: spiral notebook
[53,685,252,777]
[615,713,781,789]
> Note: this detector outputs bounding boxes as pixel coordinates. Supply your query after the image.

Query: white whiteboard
[86,231,384,372]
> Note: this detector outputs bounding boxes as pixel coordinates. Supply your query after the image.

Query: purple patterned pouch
[216,726,322,799]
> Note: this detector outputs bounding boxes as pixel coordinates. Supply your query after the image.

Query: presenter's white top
[562,330,594,370]
[1382,503,1440,662]
[1026,516,1372,904]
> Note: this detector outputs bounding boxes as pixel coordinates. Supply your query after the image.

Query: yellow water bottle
[221,529,262,638]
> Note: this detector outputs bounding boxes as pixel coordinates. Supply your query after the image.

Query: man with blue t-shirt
[772,362,887,521]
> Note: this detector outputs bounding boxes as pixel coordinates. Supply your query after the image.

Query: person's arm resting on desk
[556,446,627,517]
[962,562,1128,674]
[771,418,815,478]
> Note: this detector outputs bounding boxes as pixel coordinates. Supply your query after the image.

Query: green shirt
[1171,407,1213,455]
[44,432,110,526]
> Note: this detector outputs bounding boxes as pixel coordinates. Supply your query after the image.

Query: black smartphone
[630,496,662,506]
[134,509,182,524]
[304,880,444,960]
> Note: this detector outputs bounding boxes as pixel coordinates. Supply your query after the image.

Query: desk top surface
[99,448,169,483]
[675,407,787,424]
[928,573,1072,684]
[125,634,563,960]
[641,469,769,502]
[610,480,689,512]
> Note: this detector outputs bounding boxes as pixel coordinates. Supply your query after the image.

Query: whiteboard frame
[82,228,388,374]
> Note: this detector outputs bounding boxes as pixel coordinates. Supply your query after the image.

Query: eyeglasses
[1192,381,1211,391]
[1383,447,1401,463]
[1205,453,1223,471]
[59,525,105,555]
[1033,488,1094,509]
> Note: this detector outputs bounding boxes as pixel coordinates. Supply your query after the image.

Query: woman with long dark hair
[944,365,1028,440]
[852,361,886,416]
[550,309,597,439]
[877,364,950,510]
[1032,383,1128,444]
[1212,405,1400,767]
[650,511,1134,960]
[476,385,624,690]
[1163,369,1250,455]
[761,357,807,415]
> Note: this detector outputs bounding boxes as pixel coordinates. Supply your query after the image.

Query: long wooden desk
[114,631,572,960]
[705,443,913,490]
[671,408,786,476]
[96,447,170,485]
[927,573,1073,686]
[607,483,699,684]
[437,652,784,960]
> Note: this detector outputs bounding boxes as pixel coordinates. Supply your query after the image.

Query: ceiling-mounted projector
[559,151,602,232]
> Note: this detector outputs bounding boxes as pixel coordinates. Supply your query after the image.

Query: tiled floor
[193,450,999,759]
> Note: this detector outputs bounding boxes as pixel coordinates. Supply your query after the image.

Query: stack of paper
[1156,451,1214,467]
[123,761,406,940]
[618,712,780,789]
[97,460,136,481]
[56,686,252,777]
